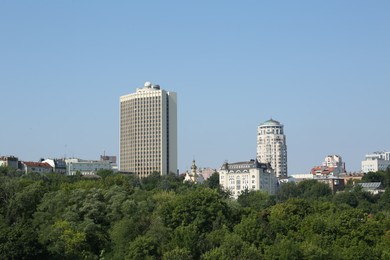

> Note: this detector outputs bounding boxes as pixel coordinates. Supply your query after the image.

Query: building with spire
[120,82,177,177]
[256,118,288,178]
[183,160,204,184]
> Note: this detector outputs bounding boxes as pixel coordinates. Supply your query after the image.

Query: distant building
[218,159,278,199]
[42,159,66,174]
[100,155,118,172]
[0,156,19,169]
[361,151,390,173]
[21,161,53,174]
[323,155,346,171]
[120,81,177,177]
[358,182,385,195]
[256,119,288,178]
[311,155,346,177]
[100,155,117,164]
[199,167,216,180]
[311,166,345,177]
[183,160,204,184]
[65,158,114,176]
[316,177,345,193]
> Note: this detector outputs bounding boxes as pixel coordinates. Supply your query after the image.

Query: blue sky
[1,1,389,174]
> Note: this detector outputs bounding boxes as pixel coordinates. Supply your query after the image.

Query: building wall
[120,82,177,177]
[256,119,288,178]
[0,156,19,169]
[65,158,113,175]
[218,160,278,199]
[361,159,390,173]
[361,151,390,173]
[22,162,53,174]
[323,155,345,170]
[42,159,67,174]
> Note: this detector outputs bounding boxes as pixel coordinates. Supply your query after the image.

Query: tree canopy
[0,171,389,259]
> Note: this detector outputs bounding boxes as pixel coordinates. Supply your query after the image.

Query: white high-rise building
[120,82,177,177]
[322,155,346,171]
[256,119,287,178]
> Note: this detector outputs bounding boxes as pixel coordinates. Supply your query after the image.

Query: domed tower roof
[260,118,281,126]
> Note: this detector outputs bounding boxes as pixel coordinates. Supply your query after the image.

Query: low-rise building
[42,159,67,174]
[0,156,19,169]
[311,166,345,177]
[65,158,114,176]
[21,161,53,174]
[316,176,345,193]
[358,182,385,195]
[218,159,278,199]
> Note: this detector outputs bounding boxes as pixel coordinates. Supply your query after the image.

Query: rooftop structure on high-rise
[120,82,177,177]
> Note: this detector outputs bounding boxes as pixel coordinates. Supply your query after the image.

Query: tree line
[0,165,390,259]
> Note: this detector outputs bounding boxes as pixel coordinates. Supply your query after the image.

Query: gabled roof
[23,162,52,168]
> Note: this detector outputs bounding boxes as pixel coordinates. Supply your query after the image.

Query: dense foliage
[1,167,390,259]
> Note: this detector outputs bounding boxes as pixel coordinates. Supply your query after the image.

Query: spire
[191,160,197,183]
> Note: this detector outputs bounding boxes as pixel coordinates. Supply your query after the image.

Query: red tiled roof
[23,162,52,168]
[311,166,335,175]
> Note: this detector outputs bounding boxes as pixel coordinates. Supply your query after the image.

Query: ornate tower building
[256,119,287,178]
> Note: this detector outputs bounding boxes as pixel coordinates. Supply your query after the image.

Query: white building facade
[65,158,114,176]
[21,162,53,174]
[323,155,345,170]
[0,156,18,169]
[120,82,177,177]
[256,119,288,178]
[42,159,67,174]
[218,160,278,199]
[361,151,390,173]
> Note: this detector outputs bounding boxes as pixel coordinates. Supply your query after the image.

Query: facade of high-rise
[120,82,177,177]
[256,119,287,178]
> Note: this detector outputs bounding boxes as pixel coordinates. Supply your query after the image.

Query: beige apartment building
[256,119,288,178]
[120,82,177,177]
[218,159,278,199]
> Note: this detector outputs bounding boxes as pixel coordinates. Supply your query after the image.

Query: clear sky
[1,1,389,174]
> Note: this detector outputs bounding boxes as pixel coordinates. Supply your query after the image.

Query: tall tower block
[120,82,177,177]
[256,119,287,178]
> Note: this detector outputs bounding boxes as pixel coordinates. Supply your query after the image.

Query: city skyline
[1,1,389,174]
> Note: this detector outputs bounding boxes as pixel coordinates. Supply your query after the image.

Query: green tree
[159,187,230,233]
[163,247,192,260]
[201,233,262,260]
[205,172,220,189]
[276,182,301,202]
[234,210,273,247]
[126,235,159,260]
[263,235,303,260]
[0,217,43,259]
[268,198,312,235]
[237,190,275,211]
